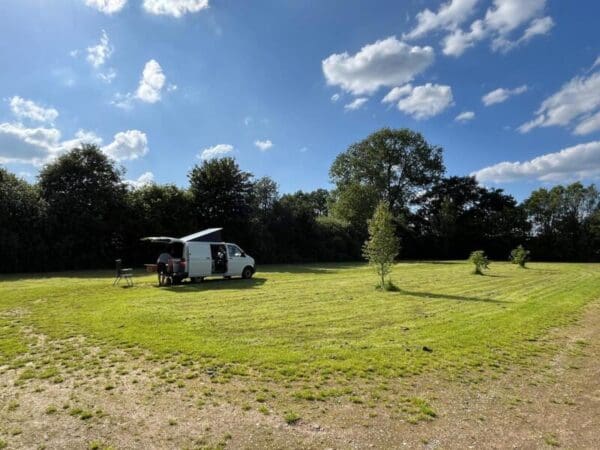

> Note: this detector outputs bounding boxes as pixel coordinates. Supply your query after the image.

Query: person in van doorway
[216,245,227,272]
[157,250,171,285]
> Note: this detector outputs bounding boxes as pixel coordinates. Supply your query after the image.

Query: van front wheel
[242,266,254,279]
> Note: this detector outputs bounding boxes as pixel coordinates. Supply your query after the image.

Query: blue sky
[0,0,599,200]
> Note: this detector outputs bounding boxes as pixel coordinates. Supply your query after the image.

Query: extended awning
[141,228,223,244]
[140,236,181,244]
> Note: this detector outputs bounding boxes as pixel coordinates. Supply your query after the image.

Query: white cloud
[441,0,550,56]
[0,123,61,165]
[472,141,600,183]
[482,85,527,106]
[331,93,340,103]
[135,60,167,103]
[381,85,413,104]
[322,36,434,95]
[102,130,149,161]
[9,96,59,124]
[143,0,209,18]
[0,119,149,166]
[199,144,233,160]
[126,171,155,189]
[86,30,113,68]
[113,60,169,108]
[111,93,134,110]
[344,97,368,111]
[519,71,600,135]
[593,56,600,70]
[455,111,475,122]
[0,124,102,165]
[404,0,479,40]
[492,16,554,52]
[85,0,127,14]
[383,83,453,119]
[574,111,600,136]
[97,68,117,84]
[254,139,273,151]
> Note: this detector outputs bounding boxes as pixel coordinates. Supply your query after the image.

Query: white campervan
[142,228,255,283]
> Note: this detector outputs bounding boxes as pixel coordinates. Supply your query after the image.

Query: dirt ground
[1,302,599,449]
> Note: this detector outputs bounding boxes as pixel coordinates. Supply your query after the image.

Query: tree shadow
[160,277,267,292]
[396,288,510,304]
[259,262,364,274]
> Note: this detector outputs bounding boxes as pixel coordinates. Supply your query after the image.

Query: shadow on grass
[160,277,267,292]
[259,262,364,274]
[397,288,510,304]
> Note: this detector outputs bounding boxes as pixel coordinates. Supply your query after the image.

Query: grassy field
[1,261,600,448]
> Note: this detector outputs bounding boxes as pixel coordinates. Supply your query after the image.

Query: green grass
[1,262,600,382]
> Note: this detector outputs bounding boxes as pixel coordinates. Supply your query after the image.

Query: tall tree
[188,157,254,244]
[38,145,126,269]
[0,169,46,272]
[330,128,445,229]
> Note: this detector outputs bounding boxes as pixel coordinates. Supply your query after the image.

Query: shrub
[510,245,530,268]
[469,250,489,275]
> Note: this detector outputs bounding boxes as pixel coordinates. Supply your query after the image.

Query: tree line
[1,128,599,273]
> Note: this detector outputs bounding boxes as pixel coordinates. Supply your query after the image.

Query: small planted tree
[469,250,489,275]
[363,201,400,290]
[510,245,530,268]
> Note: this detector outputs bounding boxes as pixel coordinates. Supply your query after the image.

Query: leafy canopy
[469,250,490,275]
[363,201,400,289]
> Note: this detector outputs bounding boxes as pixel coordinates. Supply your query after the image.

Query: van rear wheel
[242,266,254,279]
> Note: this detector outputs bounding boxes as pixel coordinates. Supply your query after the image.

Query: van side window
[227,245,242,257]
[227,245,237,258]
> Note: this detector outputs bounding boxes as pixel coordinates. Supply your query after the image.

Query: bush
[469,250,489,275]
[510,245,530,268]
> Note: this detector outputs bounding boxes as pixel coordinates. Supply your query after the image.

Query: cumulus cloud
[143,0,209,18]
[382,83,453,119]
[0,124,105,165]
[344,97,368,111]
[404,0,479,40]
[473,141,600,183]
[254,139,273,151]
[102,130,149,161]
[85,0,127,14]
[113,60,170,108]
[0,120,148,165]
[455,111,475,122]
[126,171,155,189]
[87,30,113,68]
[441,0,550,56]
[199,144,233,160]
[322,36,434,95]
[9,97,59,124]
[482,85,527,106]
[136,60,166,103]
[519,71,600,135]
[331,93,340,103]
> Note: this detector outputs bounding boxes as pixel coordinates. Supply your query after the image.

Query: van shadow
[160,277,267,292]
[396,288,510,304]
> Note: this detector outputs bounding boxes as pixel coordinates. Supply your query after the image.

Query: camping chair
[114,259,134,286]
